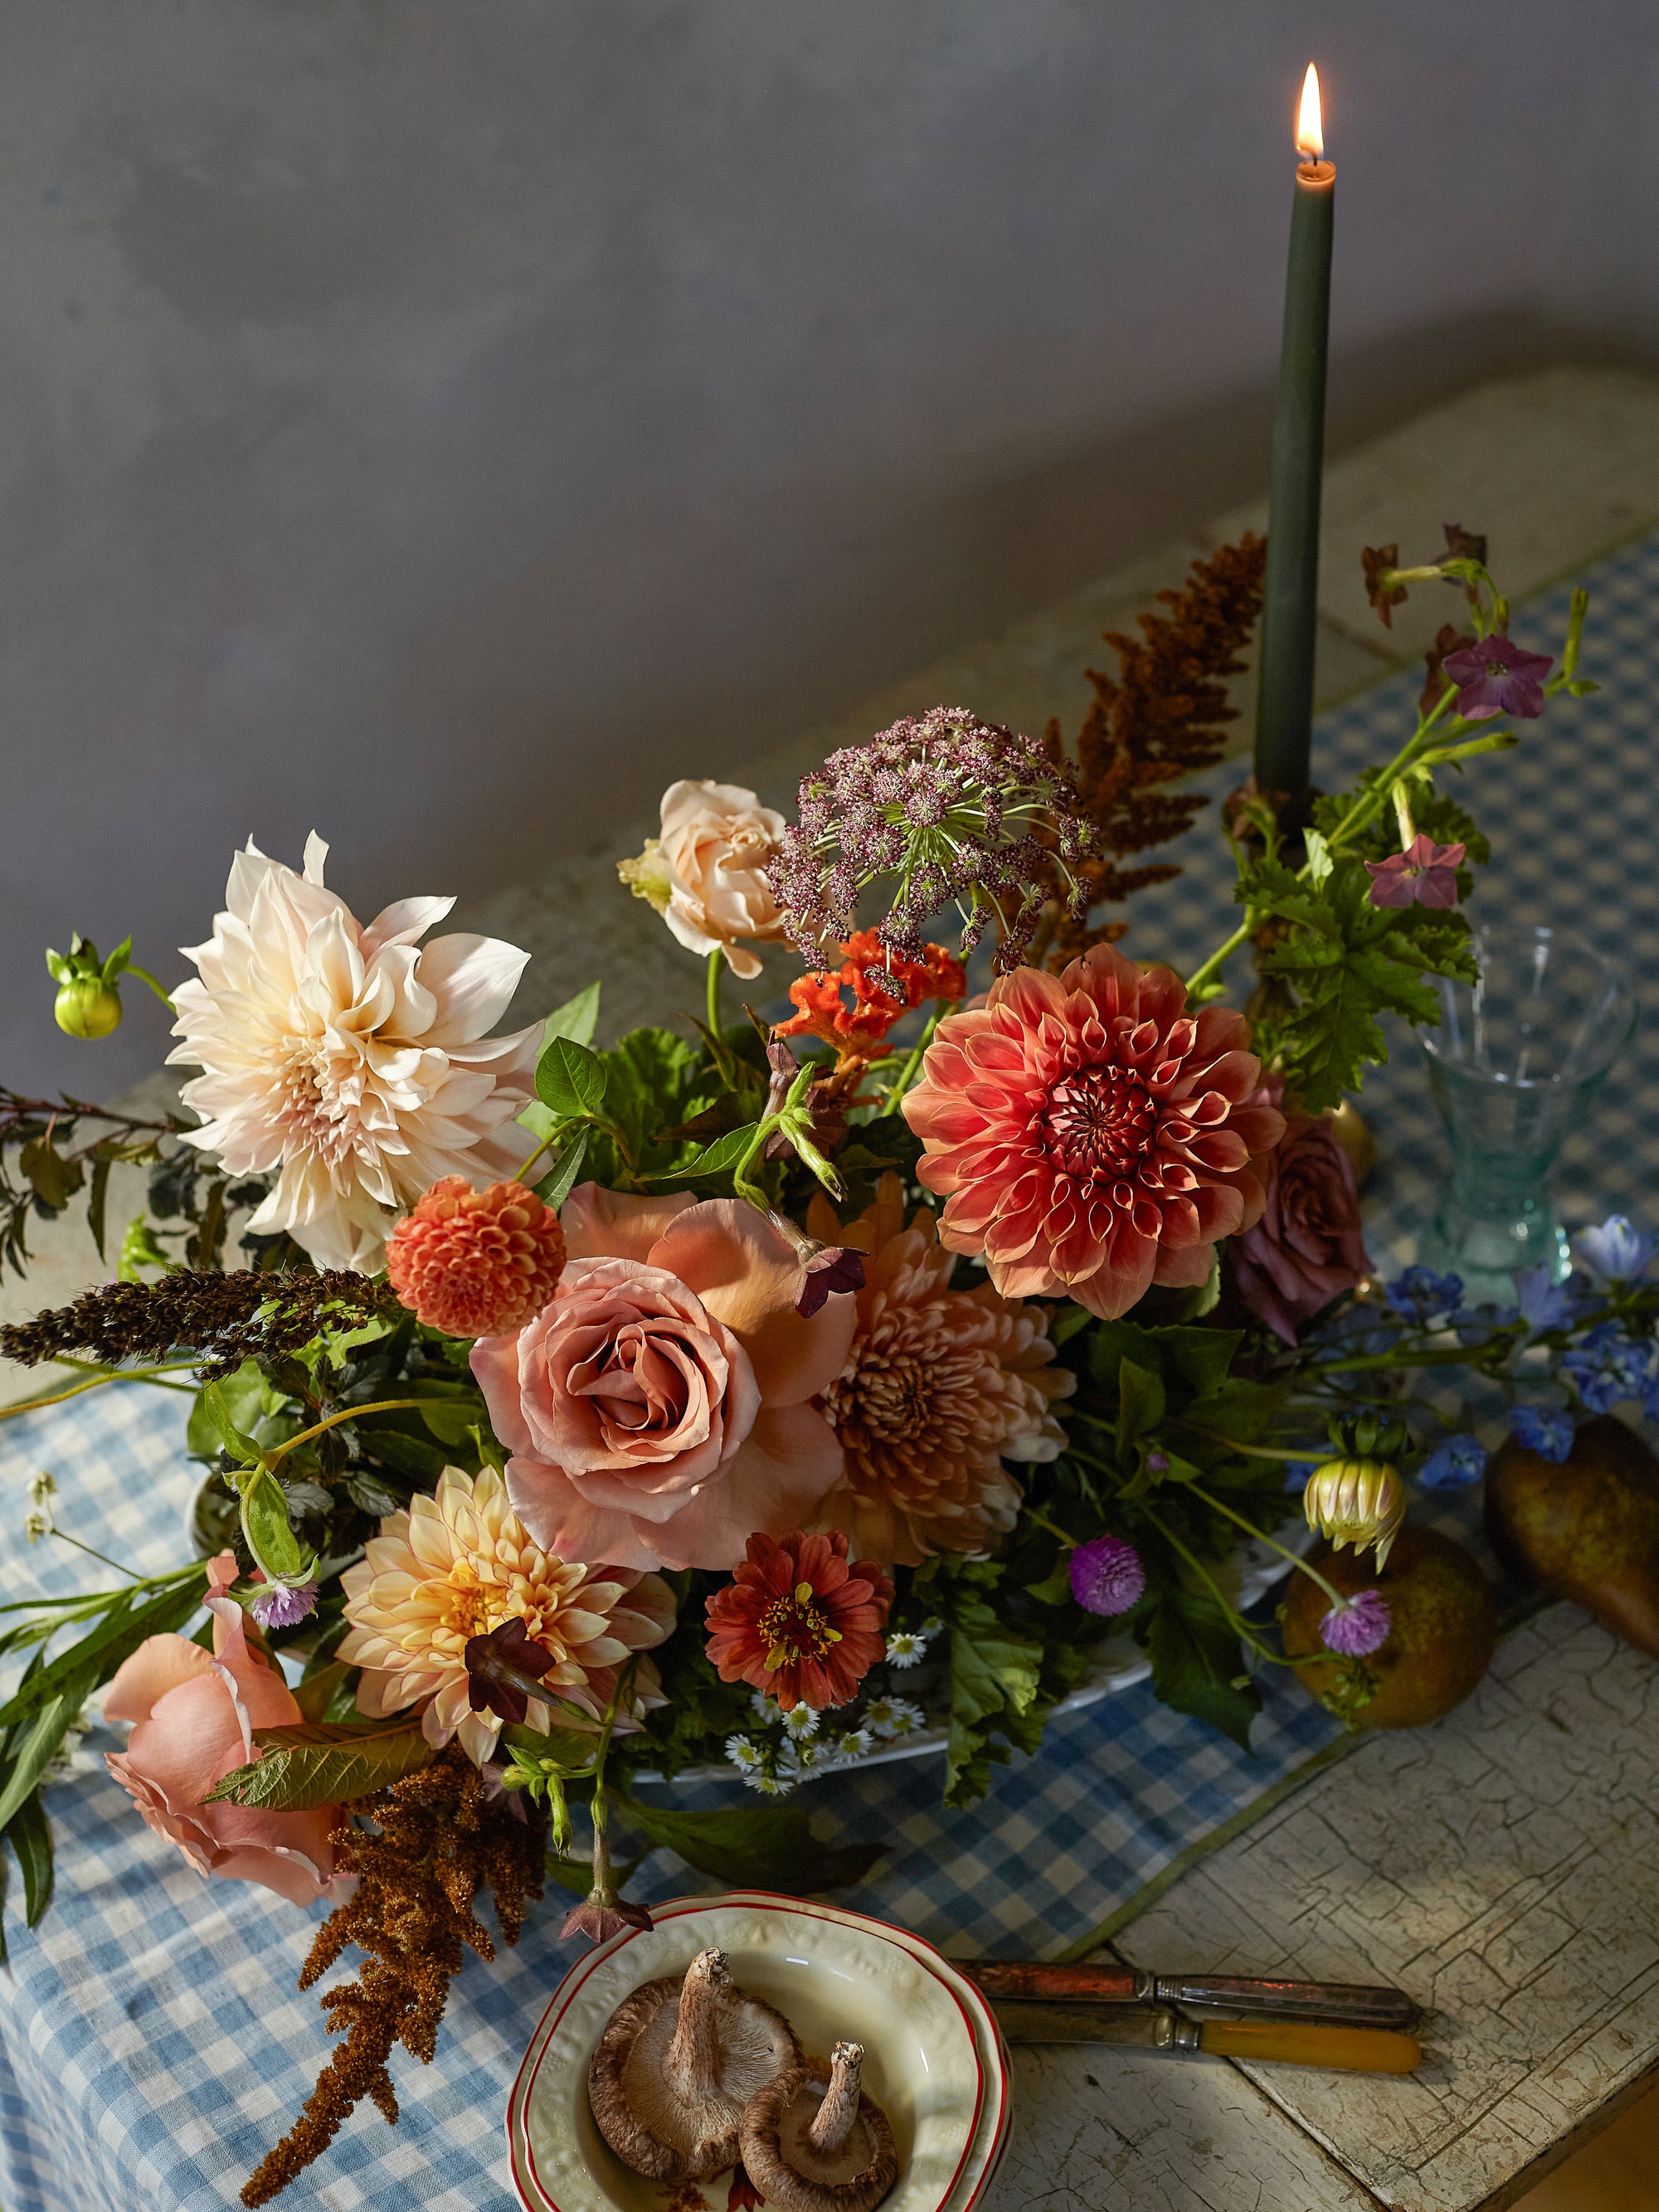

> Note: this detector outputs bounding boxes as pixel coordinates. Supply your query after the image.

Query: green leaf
[116,1217,172,1281]
[19,1139,83,1213]
[0,1573,207,1734]
[946,1613,1044,1806]
[1155,1327,1242,1405]
[654,1122,764,1180]
[1141,1585,1260,1750]
[535,1034,609,1121]
[197,1378,264,1469]
[293,1660,354,1725]
[87,1154,112,1262]
[542,981,601,1051]
[616,1797,884,1894]
[0,1696,83,1832]
[1117,1358,1166,1449]
[203,1721,434,1811]
[538,1129,590,1210]
[6,1792,52,1926]
[240,1466,316,1585]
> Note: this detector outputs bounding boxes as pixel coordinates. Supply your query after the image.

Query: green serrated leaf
[616,1796,884,1894]
[535,1034,609,1120]
[542,981,601,1050]
[946,1615,1044,1807]
[204,1721,434,1811]
[7,1791,52,1925]
[1141,1585,1261,1750]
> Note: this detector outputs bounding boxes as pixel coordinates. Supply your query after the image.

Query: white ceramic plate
[507,1895,995,2212]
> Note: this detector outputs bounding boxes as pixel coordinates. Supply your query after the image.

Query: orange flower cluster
[774,930,966,1057]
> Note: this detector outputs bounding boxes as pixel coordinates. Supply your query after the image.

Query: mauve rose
[472,1187,857,1572]
[103,1553,349,1908]
[1231,1086,1372,1343]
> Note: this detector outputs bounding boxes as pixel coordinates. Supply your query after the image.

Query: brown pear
[1282,1526,1495,1728]
[1486,1413,1659,1659]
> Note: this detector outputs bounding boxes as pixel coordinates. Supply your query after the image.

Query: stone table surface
[9,366,1659,2209]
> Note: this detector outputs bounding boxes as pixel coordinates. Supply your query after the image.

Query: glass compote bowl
[1416,922,1636,1308]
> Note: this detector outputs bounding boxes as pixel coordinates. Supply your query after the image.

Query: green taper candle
[1253,63,1335,814]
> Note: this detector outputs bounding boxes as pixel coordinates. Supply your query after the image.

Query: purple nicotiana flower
[1573,1215,1659,1281]
[1559,1321,1652,1415]
[1508,1405,1575,1462]
[1365,834,1467,911]
[1319,1590,1392,1659]
[1070,1533,1147,1617]
[1442,634,1553,721]
[1418,1435,1487,1490]
[1511,1264,1578,1334]
[1384,1265,1465,1325]
[250,1580,319,1631]
[1145,1450,1170,1473]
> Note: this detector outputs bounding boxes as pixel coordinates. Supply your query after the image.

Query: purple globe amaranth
[1318,1589,1392,1658]
[1069,1533,1146,1617]
[1442,633,1553,720]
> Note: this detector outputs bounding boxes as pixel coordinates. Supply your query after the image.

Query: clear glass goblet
[1417,922,1636,1307]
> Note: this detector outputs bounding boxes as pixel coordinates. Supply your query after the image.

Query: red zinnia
[386,1176,566,1337]
[902,943,1284,1321]
[704,1530,895,1711]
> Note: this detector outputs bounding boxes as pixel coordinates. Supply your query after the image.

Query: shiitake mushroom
[740,2041,899,2212]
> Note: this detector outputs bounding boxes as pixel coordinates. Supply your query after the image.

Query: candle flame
[1297,63,1324,158]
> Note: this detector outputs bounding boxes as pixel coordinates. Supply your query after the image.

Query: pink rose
[619,780,790,980]
[103,1553,348,1908]
[471,1187,857,1570]
[1231,1084,1372,1343]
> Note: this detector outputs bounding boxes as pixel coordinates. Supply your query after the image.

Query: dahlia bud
[1301,1457,1407,1572]
[386,1175,566,1337]
[46,935,126,1038]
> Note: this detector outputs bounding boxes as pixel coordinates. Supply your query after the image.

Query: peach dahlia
[902,944,1284,1320]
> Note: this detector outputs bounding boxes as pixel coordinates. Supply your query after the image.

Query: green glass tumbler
[1417,923,1636,1307]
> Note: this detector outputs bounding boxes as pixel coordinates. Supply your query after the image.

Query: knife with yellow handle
[992,2001,1423,2073]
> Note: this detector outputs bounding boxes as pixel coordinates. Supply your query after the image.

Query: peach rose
[104,1553,348,1908]
[471,1186,857,1571]
[618,780,789,980]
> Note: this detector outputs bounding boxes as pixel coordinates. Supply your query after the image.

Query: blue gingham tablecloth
[4,527,1659,2210]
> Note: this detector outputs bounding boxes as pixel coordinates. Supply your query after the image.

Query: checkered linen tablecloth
[3,531,1658,2210]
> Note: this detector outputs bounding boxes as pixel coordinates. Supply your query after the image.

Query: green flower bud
[53,975,123,1039]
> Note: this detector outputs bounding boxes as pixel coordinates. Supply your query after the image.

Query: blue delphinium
[1511,1264,1578,1335]
[1558,1320,1652,1414]
[1573,1215,1659,1281]
[1418,1435,1488,1490]
[1384,1265,1464,1325]
[1508,1405,1575,1462]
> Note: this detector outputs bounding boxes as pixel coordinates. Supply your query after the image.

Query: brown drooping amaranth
[240,1748,546,2206]
[1035,534,1267,968]
[0,1266,392,1379]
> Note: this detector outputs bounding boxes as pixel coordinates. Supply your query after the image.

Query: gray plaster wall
[1,0,1650,1095]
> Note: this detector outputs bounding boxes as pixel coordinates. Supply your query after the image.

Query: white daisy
[724,1735,764,1774]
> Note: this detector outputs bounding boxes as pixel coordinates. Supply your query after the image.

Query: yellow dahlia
[338,1466,676,1765]
[805,1174,1074,1567]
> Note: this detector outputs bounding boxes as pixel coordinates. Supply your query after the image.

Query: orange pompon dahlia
[704,1529,894,1711]
[775,929,965,1057]
[902,944,1285,1320]
[806,1174,1073,1565]
[386,1176,566,1337]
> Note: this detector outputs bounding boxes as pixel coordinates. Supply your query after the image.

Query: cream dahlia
[337,1466,675,1766]
[806,1174,1073,1565]
[168,835,539,1271]
[902,944,1284,1320]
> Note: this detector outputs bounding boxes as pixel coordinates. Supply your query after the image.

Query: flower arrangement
[2,527,1642,2200]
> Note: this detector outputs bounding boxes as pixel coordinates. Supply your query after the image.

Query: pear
[1282,1526,1495,1728]
[1486,1413,1659,1658]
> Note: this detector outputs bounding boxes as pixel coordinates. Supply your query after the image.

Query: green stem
[884,1002,946,1105]
[1316,1342,1499,1376]
[1185,1479,1348,1612]
[1183,916,1256,1001]
[1173,1417,1326,1463]
[1022,1505,1077,1548]
[48,1525,141,1580]
[51,1356,195,1395]
[0,1561,204,1614]
[0,1360,200,1422]
[706,949,723,1041]
[514,1129,561,1187]
[124,964,175,1012]
[262,1398,426,1467]
[1141,1503,1316,1674]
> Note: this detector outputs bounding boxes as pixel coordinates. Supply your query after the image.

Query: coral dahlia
[705,1529,894,1712]
[338,1466,676,1766]
[805,1174,1073,1565]
[901,944,1284,1320]
[168,835,539,1271]
[387,1176,567,1337]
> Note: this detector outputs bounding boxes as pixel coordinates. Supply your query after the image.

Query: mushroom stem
[807,2042,864,2156]
[665,1949,734,2103]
